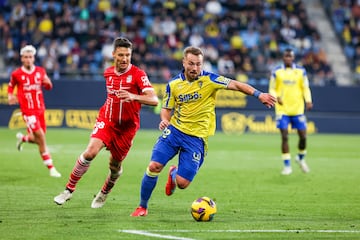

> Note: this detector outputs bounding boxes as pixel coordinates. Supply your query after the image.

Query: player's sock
[139,167,159,208]
[66,154,91,192]
[42,152,54,169]
[101,167,123,194]
[282,153,291,166]
[297,150,306,161]
[23,135,29,142]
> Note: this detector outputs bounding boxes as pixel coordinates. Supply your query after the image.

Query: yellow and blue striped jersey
[269,63,312,116]
[163,70,230,138]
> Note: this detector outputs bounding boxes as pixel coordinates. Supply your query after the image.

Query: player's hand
[259,93,276,108]
[159,120,170,131]
[306,102,313,110]
[8,94,18,105]
[116,89,135,102]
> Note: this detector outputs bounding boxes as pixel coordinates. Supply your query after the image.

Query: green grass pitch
[0,127,359,240]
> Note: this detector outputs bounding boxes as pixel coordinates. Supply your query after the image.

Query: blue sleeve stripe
[164,84,171,107]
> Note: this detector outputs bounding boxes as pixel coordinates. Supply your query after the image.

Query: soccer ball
[190,196,217,221]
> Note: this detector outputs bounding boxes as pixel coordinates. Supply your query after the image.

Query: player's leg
[173,135,205,191]
[92,128,137,208]
[91,155,123,208]
[131,128,178,216]
[16,114,38,151]
[131,160,165,216]
[295,115,310,173]
[32,128,61,177]
[277,115,292,175]
[54,137,104,205]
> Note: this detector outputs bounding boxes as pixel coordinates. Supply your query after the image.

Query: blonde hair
[183,46,204,57]
[20,45,37,56]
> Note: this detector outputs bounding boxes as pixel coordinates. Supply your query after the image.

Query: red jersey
[98,64,154,131]
[8,66,50,115]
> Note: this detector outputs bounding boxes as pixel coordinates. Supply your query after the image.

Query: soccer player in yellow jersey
[131,46,276,217]
[269,48,313,175]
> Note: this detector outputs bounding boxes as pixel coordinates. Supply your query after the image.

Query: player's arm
[227,80,276,108]
[268,71,283,105]
[159,108,172,130]
[117,89,159,106]
[7,76,18,105]
[302,71,313,110]
[42,74,53,90]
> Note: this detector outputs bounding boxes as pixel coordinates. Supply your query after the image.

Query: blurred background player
[53,37,159,208]
[131,46,276,217]
[269,48,313,175]
[7,45,61,178]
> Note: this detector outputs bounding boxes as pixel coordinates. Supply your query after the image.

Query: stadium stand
[0,0,351,85]
[322,0,360,85]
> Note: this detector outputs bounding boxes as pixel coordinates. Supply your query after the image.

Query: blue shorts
[276,114,307,130]
[151,125,204,182]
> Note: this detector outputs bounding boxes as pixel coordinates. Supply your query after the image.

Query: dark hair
[183,46,204,57]
[113,37,133,50]
[283,48,294,56]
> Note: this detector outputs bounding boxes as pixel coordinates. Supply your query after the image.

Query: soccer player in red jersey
[7,45,61,178]
[54,37,159,208]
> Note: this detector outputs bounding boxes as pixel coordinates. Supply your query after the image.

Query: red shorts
[23,113,46,134]
[91,118,138,161]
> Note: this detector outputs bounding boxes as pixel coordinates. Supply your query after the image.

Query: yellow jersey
[269,63,312,116]
[163,71,230,138]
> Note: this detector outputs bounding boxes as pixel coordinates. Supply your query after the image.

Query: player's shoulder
[11,67,23,76]
[272,65,283,73]
[130,64,147,77]
[294,64,306,71]
[200,70,221,81]
[168,72,184,84]
[34,66,46,71]
[104,66,115,75]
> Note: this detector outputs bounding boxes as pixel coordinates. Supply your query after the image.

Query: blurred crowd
[0,0,336,85]
[324,0,360,84]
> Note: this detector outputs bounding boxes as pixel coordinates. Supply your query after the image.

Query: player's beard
[186,70,199,81]
[115,61,128,73]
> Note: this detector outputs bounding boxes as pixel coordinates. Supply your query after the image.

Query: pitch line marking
[119,230,196,240]
[119,229,360,235]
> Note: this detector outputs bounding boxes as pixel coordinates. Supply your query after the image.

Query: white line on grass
[119,229,360,237]
[119,230,196,240]
[151,229,360,233]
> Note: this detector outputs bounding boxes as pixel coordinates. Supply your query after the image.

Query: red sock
[66,155,91,192]
[42,152,53,169]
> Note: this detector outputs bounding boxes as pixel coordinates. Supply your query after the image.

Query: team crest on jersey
[198,81,203,88]
[126,75,132,83]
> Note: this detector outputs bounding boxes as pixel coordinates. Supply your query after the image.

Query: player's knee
[176,179,190,189]
[83,148,98,160]
[109,159,122,174]
[148,161,163,173]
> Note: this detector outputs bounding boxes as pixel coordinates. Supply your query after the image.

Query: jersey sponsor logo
[283,79,296,85]
[23,84,41,91]
[178,91,202,103]
[107,86,130,97]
